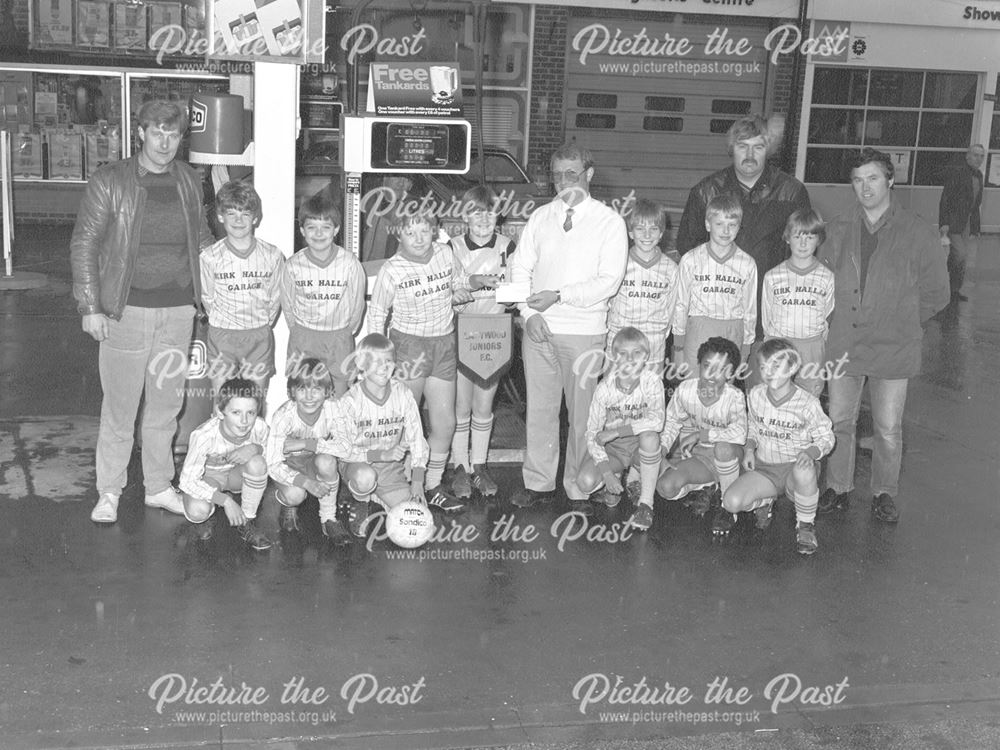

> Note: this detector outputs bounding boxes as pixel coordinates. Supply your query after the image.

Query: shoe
[144,487,185,515]
[570,498,594,516]
[346,498,371,536]
[237,520,273,550]
[627,503,654,531]
[322,519,353,546]
[91,492,120,523]
[193,515,216,542]
[796,522,819,555]
[624,480,641,506]
[450,466,473,499]
[426,486,465,513]
[471,464,499,497]
[510,488,555,508]
[591,488,621,508]
[871,493,899,523]
[278,505,301,533]
[753,503,774,530]
[817,488,851,515]
[711,508,735,539]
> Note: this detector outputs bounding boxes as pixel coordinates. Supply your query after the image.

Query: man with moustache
[816,148,948,524]
[676,114,811,362]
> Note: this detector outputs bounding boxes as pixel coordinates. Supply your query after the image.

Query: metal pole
[781,0,810,173]
[2,130,13,277]
[472,0,488,185]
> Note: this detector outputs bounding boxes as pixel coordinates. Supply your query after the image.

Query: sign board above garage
[499,0,799,19]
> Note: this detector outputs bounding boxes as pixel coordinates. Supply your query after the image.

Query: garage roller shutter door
[564,13,771,230]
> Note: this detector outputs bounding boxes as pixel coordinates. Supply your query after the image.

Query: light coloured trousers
[96,305,195,496]
[522,331,605,500]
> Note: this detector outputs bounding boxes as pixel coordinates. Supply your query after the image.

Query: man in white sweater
[509,144,628,514]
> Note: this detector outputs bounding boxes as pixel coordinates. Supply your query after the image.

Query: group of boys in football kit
[175,176,838,556]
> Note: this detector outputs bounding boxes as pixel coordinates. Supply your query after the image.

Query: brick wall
[527,6,568,171]
[770,42,806,174]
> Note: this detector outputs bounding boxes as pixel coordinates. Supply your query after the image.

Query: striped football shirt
[265,398,341,487]
[746,383,834,464]
[280,245,366,333]
[368,243,469,337]
[660,377,748,451]
[674,242,758,346]
[200,238,283,330]
[585,369,666,466]
[180,416,270,502]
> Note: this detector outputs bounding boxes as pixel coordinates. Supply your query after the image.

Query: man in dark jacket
[71,100,213,524]
[676,114,811,343]
[817,148,949,524]
[938,143,985,302]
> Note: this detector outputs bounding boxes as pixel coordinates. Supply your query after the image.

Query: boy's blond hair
[355,333,395,373]
[627,198,668,233]
[705,193,743,223]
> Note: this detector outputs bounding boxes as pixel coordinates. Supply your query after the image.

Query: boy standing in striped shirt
[607,199,679,375]
[672,194,757,380]
[281,195,366,397]
[201,181,284,398]
[368,210,478,512]
[713,339,834,555]
[761,209,835,396]
[449,186,516,498]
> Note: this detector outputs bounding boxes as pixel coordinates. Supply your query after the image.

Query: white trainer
[91,492,120,523]
[144,487,185,515]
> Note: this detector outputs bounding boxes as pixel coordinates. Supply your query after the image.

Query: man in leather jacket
[70,100,213,524]
[676,114,811,347]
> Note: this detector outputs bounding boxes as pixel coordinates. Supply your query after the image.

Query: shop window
[923,73,977,110]
[2,68,228,183]
[913,150,964,186]
[808,109,863,145]
[867,70,922,108]
[642,117,682,132]
[645,96,684,112]
[577,93,618,110]
[575,113,616,129]
[919,112,974,148]
[804,148,854,184]
[709,119,735,134]
[711,99,751,115]
[812,68,868,106]
[862,110,918,146]
[806,66,979,185]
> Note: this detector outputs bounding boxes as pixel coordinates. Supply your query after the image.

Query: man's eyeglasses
[551,170,584,183]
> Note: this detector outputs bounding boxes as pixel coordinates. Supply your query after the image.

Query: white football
[385,500,436,549]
